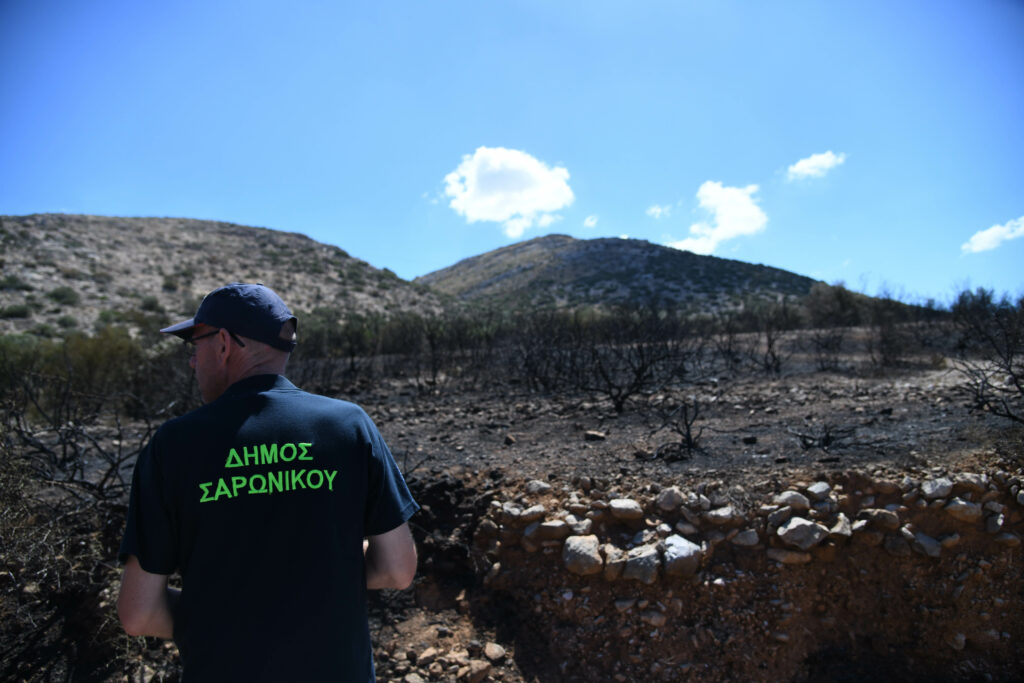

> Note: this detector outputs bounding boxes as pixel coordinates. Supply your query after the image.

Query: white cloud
[787,151,846,181]
[666,181,767,255]
[584,215,598,228]
[646,204,672,219]
[537,213,561,228]
[444,146,574,238]
[961,216,1024,254]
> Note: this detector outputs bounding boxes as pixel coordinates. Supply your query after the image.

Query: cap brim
[160,318,197,339]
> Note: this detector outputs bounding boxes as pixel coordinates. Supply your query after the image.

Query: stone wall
[470,469,1023,681]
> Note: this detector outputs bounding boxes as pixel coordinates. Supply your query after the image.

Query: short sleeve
[362,418,419,536]
[119,434,177,574]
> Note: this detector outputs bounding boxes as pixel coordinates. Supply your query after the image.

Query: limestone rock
[602,544,628,581]
[921,477,953,500]
[484,642,506,662]
[774,490,810,511]
[731,528,760,547]
[767,506,793,529]
[610,498,645,520]
[829,512,853,538]
[777,517,829,551]
[538,520,571,540]
[662,534,703,577]
[563,535,603,575]
[462,659,491,683]
[704,504,742,526]
[806,481,832,502]
[519,504,547,523]
[656,486,685,512]
[945,497,983,523]
[766,548,812,564]
[622,544,661,584]
[526,479,552,495]
[954,472,987,494]
[858,508,901,530]
[911,531,942,558]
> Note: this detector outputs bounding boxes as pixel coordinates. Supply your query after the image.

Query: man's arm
[364,522,417,590]
[117,555,179,638]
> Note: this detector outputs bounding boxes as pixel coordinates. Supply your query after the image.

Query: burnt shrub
[952,288,1024,424]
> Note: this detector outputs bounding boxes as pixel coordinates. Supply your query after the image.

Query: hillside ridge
[415,233,820,311]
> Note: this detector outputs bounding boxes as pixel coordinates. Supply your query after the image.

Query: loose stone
[610,498,645,520]
[614,598,636,613]
[829,513,853,538]
[622,544,661,584]
[538,520,571,540]
[519,504,547,523]
[777,517,829,551]
[945,497,983,523]
[911,532,942,558]
[767,506,793,529]
[640,610,667,627]
[731,529,760,547]
[806,482,832,501]
[774,490,810,511]
[602,544,628,581]
[662,535,703,577]
[526,479,552,495]
[921,477,953,500]
[954,473,986,494]
[858,508,901,530]
[484,643,506,662]
[704,504,742,526]
[766,548,811,565]
[656,486,685,512]
[563,535,604,575]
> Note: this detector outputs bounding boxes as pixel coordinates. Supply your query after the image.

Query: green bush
[0,304,31,319]
[47,286,80,306]
[0,274,32,291]
[141,295,163,313]
[57,315,78,329]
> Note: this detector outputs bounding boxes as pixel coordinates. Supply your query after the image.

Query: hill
[0,214,442,337]
[414,234,821,312]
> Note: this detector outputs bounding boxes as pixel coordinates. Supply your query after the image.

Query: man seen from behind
[117,282,418,681]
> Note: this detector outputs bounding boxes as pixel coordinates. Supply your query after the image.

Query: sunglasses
[184,329,247,351]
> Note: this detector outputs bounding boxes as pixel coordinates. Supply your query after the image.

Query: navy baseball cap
[161,283,297,352]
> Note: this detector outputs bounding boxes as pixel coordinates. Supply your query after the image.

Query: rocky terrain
[347,354,1023,683]
[0,214,443,336]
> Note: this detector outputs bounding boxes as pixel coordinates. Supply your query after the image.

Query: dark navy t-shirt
[120,375,419,682]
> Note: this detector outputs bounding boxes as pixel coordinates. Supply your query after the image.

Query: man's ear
[215,329,234,364]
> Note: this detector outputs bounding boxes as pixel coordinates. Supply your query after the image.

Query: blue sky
[2,0,1021,304]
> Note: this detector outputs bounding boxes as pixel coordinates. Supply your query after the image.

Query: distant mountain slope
[414,234,821,311]
[0,214,442,336]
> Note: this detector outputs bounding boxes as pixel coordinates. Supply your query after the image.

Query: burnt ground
[353,354,1024,683]
[2,348,1022,682]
